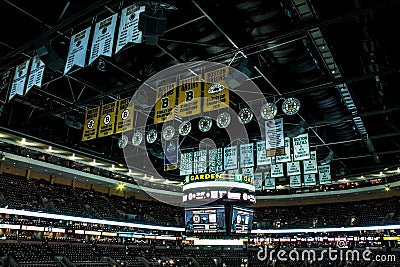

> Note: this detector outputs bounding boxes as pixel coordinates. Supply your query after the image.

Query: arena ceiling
[1,0,400,183]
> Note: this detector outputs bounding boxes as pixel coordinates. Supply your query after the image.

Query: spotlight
[117,182,126,191]
[1,154,5,161]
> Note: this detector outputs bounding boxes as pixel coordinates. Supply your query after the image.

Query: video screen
[231,206,253,235]
[185,206,226,234]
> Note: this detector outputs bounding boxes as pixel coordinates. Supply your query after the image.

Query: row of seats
[253,197,400,229]
[0,173,183,227]
[1,172,400,229]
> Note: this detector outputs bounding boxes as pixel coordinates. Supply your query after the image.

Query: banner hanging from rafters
[203,66,230,112]
[318,165,331,185]
[303,151,318,174]
[180,152,193,176]
[0,69,13,104]
[89,13,118,65]
[224,145,238,170]
[64,27,91,75]
[240,143,254,168]
[154,82,177,124]
[290,175,302,187]
[177,74,202,118]
[208,148,223,173]
[270,163,284,177]
[304,173,316,186]
[264,173,276,190]
[26,55,45,95]
[115,98,134,134]
[276,137,291,163]
[98,101,117,138]
[287,161,301,176]
[254,172,263,191]
[242,167,254,180]
[193,150,208,174]
[265,118,285,157]
[9,59,30,102]
[115,4,146,54]
[293,133,310,161]
[82,106,100,141]
[256,141,272,166]
[164,138,178,171]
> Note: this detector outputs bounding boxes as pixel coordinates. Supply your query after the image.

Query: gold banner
[82,107,100,141]
[154,82,177,124]
[203,67,230,112]
[98,101,117,138]
[115,98,134,134]
[177,75,202,118]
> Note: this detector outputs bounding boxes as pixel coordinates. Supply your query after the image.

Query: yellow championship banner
[115,98,134,134]
[177,75,202,118]
[82,107,100,141]
[154,82,177,124]
[203,67,230,112]
[97,101,117,138]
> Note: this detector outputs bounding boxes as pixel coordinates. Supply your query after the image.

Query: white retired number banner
[264,174,276,190]
[290,175,302,187]
[265,118,284,156]
[254,173,263,191]
[287,161,301,176]
[208,148,223,173]
[64,27,91,75]
[318,165,331,184]
[89,13,118,65]
[256,141,272,166]
[293,133,310,161]
[224,146,238,170]
[26,55,45,94]
[180,152,193,176]
[242,167,254,181]
[270,163,284,177]
[193,150,207,174]
[303,151,318,174]
[276,137,291,163]
[240,143,254,168]
[304,173,316,186]
[9,59,30,101]
[115,5,146,53]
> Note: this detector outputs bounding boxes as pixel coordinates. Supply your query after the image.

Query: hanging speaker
[34,36,65,72]
[138,11,167,45]
[287,121,308,138]
[320,150,334,165]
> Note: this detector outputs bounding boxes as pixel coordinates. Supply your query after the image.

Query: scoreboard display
[230,206,254,235]
[185,206,226,234]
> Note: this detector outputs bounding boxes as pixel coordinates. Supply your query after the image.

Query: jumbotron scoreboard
[183,172,254,236]
[182,172,256,205]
